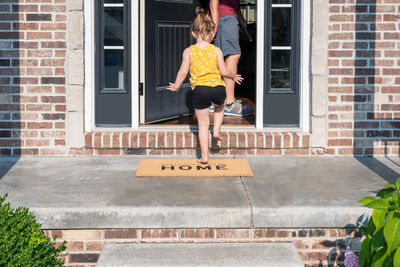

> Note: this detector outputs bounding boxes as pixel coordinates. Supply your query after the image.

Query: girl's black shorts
[192,85,226,110]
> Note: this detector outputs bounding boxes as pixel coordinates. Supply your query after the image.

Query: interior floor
[144,97,255,126]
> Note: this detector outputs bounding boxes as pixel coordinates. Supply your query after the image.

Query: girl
[168,8,243,164]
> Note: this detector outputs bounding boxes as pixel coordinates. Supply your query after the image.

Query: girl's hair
[192,7,215,40]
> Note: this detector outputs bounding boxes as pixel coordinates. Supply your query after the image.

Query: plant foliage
[358,177,400,267]
[0,194,67,266]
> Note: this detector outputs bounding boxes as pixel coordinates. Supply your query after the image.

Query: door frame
[84,0,310,132]
[84,0,139,131]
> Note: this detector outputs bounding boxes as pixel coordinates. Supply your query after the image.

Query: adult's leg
[224,54,241,105]
[195,108,210,164]
[212,104,224,140]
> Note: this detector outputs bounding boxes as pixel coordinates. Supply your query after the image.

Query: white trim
[104,46,124,49]
[131,1,139,128]
[300,0,311,132]
[272,4,292,8]
[84,0,95,132]
[271,46,291,50]
[84,1,310,132]
[255,0,264,129]
[84,0,140,130]
[104,3,124,7]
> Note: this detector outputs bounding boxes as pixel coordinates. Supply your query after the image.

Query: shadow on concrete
[0,158,19,180]
[325,216,366,266]
[353,0,400,183]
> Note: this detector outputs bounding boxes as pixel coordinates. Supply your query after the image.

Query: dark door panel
[145,0,200,123]
[95,0,131,127]
[263,0,301,127]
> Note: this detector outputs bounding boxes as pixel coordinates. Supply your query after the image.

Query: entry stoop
[96,243,303,267]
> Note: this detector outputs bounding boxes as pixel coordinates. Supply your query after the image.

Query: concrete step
[96,242,303,267]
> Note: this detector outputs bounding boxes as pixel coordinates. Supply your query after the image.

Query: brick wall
[44,227,362,267]
[328,0,400,156]
[0,0,67,156]
[1,0,399,156]
[76,131,312,156]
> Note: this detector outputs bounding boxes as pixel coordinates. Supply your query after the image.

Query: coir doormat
[136,159,253,177]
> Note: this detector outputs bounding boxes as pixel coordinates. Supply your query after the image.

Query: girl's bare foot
[213,133,222,141]
[197,158,208,164]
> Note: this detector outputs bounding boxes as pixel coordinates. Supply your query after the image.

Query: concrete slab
[0,156,399,229]
[243,156,400,227]
[0,157,251,228]
[96,243,303,267]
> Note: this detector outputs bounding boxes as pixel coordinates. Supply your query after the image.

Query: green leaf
[393,192,400,207]
[373,209,387,231]
[396,177,400,190]
[394,247,400,267]
[383,254,394,267]
[372,246,388,267]
[384,217,400,254]
[388,211,396,223]
[364,199,390,211]
[359,196,377,204]
[386,184,397,189]
[377,188,396,199]
[373,227,386,251]
[360,238,373,266]
[366,217,377,237]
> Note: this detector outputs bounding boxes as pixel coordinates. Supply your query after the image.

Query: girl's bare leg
[212,104,224,141]
[195,108,210,164]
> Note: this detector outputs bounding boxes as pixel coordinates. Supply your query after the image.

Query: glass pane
[272,7,291,46]
[104,50,124,89]
[271,50,291,89]
[104,7,124,46]
[272,0,291,4]
[104,0,123,3]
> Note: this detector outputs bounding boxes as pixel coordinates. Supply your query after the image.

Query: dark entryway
[145,0,257,126]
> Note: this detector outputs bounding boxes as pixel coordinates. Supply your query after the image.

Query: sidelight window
[94,0,132,126]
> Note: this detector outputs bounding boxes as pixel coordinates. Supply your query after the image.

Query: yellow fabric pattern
[189,44,225,89]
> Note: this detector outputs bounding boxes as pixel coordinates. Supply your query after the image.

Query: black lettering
[216,165,228,170]
[162,165,174,170]
[197,165,211,170]
[179,165,192,170]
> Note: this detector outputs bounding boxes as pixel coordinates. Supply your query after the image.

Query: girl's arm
[168,48,190,91]
[215,47,243,84]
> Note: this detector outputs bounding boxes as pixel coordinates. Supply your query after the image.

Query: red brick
[181,229,214,239]
[104,230,137,239]
[256,149,282,155]
[140,229,178,239]
[112,132,121,147]
[216,229,250,239]
[121,132,129,147]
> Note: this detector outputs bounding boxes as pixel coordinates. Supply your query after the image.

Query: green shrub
[0,194,67,266]
[358,177,400,267]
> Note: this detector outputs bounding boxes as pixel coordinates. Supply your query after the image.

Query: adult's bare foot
[197,158,208,164]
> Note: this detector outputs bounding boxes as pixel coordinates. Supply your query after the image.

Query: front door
[144,0,200,123]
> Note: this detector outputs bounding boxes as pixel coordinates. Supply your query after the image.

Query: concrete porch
[1,156,399,266]
[0,156,399,229]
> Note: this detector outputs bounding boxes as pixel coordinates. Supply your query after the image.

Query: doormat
[136,159,253,177]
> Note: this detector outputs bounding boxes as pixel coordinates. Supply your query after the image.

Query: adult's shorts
[215,16,241,57]
[192,85,226,110]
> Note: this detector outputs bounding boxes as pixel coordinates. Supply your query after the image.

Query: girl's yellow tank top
[189,44,225,90]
